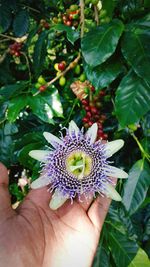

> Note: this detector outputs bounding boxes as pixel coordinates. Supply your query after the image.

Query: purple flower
[29,121,128,210]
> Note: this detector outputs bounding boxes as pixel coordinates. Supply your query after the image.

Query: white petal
[29,150,49,162]
[49,191,68,210]
[85,123,98,144]
[31,176,50,189]
[104,139,124,158]
[104,183,122,201]
[43,132,63,148]
[104,166,128,178]
[69,120,80,138]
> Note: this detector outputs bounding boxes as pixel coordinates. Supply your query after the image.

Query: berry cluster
[9,42,22,57]
[82,89,108,140]
[54,61,66,86]
[38,19,50,33]
[35,76,47,92]
[62,5,80,27]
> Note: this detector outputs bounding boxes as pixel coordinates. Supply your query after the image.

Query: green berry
[84,87,89,94]
[128,124,138,131]
[70,5,79,11]
[74,64,81,75]
[35,82,41,89]
[37,76,46,85]
[79,73,86,82]
[59,76,66,86]
[91,0,99,5]
[99,9,107,18]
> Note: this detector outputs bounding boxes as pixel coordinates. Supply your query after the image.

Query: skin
[0,162,112,267]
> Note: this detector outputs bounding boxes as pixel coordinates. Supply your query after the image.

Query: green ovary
[66,151,92,180]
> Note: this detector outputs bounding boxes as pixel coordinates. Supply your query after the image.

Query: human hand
[0,162,111,267]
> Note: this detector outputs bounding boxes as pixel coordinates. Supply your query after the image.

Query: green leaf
[115,71,150,127]
[0,2,12,32]
[81,19,124,67]
[84,56,123,90]
[108,229,138,267]
[33,31,48,77]
[122,159,150,215]
[53,24,79,44]
[0,81,28,101]
[13,9,29,37]
[122,21,150,86]
[93,244,110,267]
[18,143,41,169]
[128,248,150,267]
[29,86,63,123]
[7,96,29,122]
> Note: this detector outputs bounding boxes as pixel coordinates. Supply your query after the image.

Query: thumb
[0,163,14,221]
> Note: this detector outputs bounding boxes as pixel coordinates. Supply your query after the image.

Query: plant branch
[130,132,150,162]
[33,53,81,96]
[0,34,27,43]
[94,5,99,25]
[80,0,85,38]
[0,49,9,64]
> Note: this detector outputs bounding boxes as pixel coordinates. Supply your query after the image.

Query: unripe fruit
[74,64,81,75]
[79,73,86,82]
[91,0,99,5]
[35,82,41,89]
[38,76,46,85]
[84,87,89,94]
[70,5,79,11]
[59,76,66,86]
[128,124,138,131]
[99,9,107,18]
[54,63,59,71]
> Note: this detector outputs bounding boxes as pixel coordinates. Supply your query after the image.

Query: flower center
[65,150,92,180]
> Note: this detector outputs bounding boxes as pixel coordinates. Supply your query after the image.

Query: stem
[21,52,32,83]
[0,34,27,43]
[80,0,85,38]
[94,5,99,25]
[33,53,81,96]
[64,98,79,126]
[0,49,9,64]
[21,4,40,13]
[131,132,150,162]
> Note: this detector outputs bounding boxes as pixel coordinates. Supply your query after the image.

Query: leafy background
[0,0,150,266]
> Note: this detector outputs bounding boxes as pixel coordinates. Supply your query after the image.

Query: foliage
[0,0,150,266]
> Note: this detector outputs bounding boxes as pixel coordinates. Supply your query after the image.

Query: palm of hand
[0,163,111,267]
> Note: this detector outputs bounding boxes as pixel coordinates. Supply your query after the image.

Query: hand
[0,162,111,267]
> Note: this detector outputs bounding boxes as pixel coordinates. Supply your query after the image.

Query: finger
[88,178,117,231]
[22,186,52,210]
[76,193,94,211]
[0,162,14,217]
[87,195,111,232]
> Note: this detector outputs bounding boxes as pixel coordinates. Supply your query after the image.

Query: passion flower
[29,121,128,210]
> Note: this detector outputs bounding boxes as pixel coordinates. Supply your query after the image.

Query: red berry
[88,121,93,126]
[99,90,105,97]
[90,85,95,92]
[82,117,89,123]
[39,85,47,92]
[44,22,50,29]
[14,51,21,57]
[65,20,72,26]
[90,106,98,114]
[103,133,108,139]
[98,129,103,135]
[85,106,90,111]
[86,111,92,118]
[58,61,66,71]
[62,15,68,22]
[82,99,89,106]
[100,114,106,120]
